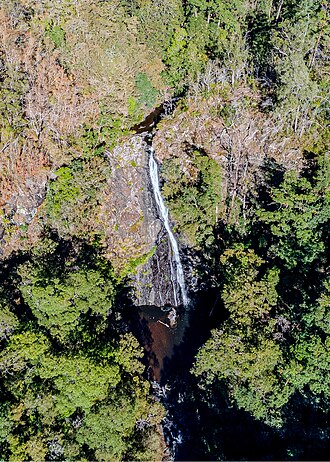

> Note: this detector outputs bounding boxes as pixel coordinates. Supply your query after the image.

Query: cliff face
[100,135,187,307]
[0,86,306,303]
[99,136,161,273]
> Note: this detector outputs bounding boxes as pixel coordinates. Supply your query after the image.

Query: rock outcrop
[100,135,184,307]
[100,136,160,272]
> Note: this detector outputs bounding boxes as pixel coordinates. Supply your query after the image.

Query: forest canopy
[0,0,329,460]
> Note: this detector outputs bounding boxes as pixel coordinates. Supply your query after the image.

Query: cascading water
[149,148,189,307]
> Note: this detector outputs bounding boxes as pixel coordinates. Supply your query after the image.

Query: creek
[130,102,199,457]
[129,102,192,385]
[135,143,191,383]
[128,108,328,462]
[129,104,275,460]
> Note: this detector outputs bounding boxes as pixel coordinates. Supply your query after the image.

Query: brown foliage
[0,7,98,255]
[153,85,305,225]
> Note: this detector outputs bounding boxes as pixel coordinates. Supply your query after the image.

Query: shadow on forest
[3,226,327,461]
[155,288,329,461]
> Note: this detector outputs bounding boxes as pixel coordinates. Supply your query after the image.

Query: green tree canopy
[256,166,330,269]
[193,247,293,427]
[19,263,116,344]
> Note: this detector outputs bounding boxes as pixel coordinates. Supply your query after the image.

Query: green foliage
[45,158,110,239]
[132,0,184,54]
[220,246,280,326]
[0,330,51,376]
[248,9,272,71]
[46,21,66,48]
[162,149,222,247]
[193,150,330,430]
[38,355,121,417]
[46,166,80,217]
[128,427,165,462]
[127,96,144,125]
[194,328,291,428]
[115,333,144,375]
[76,393,149,461]
[19,264,115,343]
[2,329,120,409]
[92,111,134,152]
[282,273,330,400]
[0,324,160,460]
[0,240,163,460]
[312,278,330,335]
[286,336,330,399]
[119,246,156,280]
[193,247,291,427]
[256,168,330,269]
[0,303,19,342]
[0,67,28,135]
[163,27,190,90]
[136,73,159,109]
[219,103,236,126]
[0,403,13,454]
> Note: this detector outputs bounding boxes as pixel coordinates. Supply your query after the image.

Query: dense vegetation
[0,0,329,460]
[0,239,165,460]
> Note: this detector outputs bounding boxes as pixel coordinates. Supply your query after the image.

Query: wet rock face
[100,136,161,273]
[101,135,186,307]
[131,230,183,307]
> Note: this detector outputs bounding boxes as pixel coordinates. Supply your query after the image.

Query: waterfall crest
[149,148,189,307]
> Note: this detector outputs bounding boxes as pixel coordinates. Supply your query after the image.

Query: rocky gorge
[0,1,329,459]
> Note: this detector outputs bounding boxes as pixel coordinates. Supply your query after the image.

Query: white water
[149,149,189,307]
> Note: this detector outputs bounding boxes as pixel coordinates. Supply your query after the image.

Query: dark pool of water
[132,104,164,134]
[136,305,190,382]
[128,288,329,461]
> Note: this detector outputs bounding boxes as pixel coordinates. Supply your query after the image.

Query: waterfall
[149,148,189,307]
